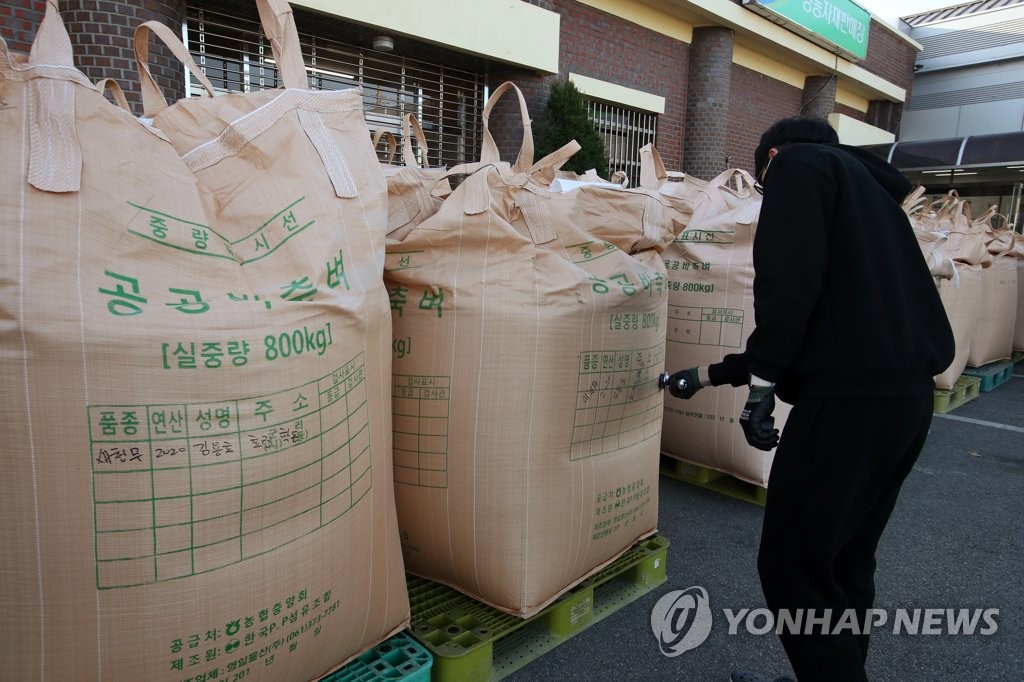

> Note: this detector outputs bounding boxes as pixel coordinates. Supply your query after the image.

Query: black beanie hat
[754,116,839,180]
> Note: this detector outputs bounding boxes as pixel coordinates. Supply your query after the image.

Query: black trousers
[757,394,933,682]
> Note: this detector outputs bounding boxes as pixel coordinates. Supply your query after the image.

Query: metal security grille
[587,101,657,187]
[184,5,484,169]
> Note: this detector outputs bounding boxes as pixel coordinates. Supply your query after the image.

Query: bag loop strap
[23,2,84,192]
[134,21,215,117]
[401,113,431,168]
[254,0,307,89]
[95,77,131,112]
[480,81,534,172]
[372,129,398,164]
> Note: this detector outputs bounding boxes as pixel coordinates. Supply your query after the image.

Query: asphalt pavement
[507,360,1024,681]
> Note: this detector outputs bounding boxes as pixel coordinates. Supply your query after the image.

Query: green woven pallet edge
[933,375,981,414]
[963,359,1014,392]
[407,535,669,682]
[660,454,767,506]
[320,632,432,682]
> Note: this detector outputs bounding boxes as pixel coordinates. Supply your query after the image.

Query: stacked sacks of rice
[903,186,959,282]
[647,148,791,489]
[903,190,990,389]
[384,82,694,617]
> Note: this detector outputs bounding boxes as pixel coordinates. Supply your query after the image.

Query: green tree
[534,80,609,179]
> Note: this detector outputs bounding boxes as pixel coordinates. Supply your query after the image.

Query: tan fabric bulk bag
[967,210,1017,367]
[903,191,992,386]
[381,113,451,242]
[933,266,984,389]
[0,4,405,681]
[385,82,686,617]
[1014,232,1024,352]
[653,166,792,488]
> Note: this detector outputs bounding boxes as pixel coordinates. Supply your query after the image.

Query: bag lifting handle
[134,20,216,118]
[480,81,534,173]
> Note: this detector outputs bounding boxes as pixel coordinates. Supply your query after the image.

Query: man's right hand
[665,367,702,399]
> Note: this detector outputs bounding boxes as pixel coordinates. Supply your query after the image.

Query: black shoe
[729,672,796,682]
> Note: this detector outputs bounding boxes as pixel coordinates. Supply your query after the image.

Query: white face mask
[755,156,773,194]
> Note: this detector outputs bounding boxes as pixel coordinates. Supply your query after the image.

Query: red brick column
[1,1,187,115]
[0,0,46,55]
[683,26,734,180]
[867,99,904,137]
[802,74,837,121]
[60,0,187,115]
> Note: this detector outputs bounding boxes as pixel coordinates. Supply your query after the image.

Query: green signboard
[744,0,870,60]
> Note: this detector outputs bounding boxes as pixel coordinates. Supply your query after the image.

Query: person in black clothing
[664,117,955,682]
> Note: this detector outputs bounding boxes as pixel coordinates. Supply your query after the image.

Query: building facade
[871,0,1024,226]
[1,0,919,184]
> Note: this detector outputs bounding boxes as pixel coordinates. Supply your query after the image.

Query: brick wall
[860,21,918,93]
[835,102,863,121]
[0,0,45,55]
[2,1,187,115]
[490,0,688,173]
[856,21,919,135]
[726,65,803,174]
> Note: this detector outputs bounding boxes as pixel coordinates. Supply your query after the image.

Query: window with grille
[184,5,484,170]
[586,101,657,188]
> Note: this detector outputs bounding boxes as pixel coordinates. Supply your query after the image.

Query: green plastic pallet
[963,359,1014,392]
[407,535,669,682]
[659,454,767,506]
[933,374,982,413]
[320,632,432,682]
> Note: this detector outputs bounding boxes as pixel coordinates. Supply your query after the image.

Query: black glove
[665,367,702,399]
[739,384,780,451]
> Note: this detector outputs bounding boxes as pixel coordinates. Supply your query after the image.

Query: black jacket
[710,143,954,402]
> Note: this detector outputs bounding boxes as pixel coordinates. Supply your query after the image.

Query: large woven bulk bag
[1015,233,1024,351]
[653,168,792,488]
[933,265,983,389]
[968,255,1017,366]
[385,83,684,617]
[967,213,1017,367]
[381,113,451,242]
[0,4,406,681]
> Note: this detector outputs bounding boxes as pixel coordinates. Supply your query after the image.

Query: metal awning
[863,132,1024,196]
[864,131,1024,171]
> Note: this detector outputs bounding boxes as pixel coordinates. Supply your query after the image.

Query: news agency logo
[650,586,1000,657]
[650,586,714,656]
